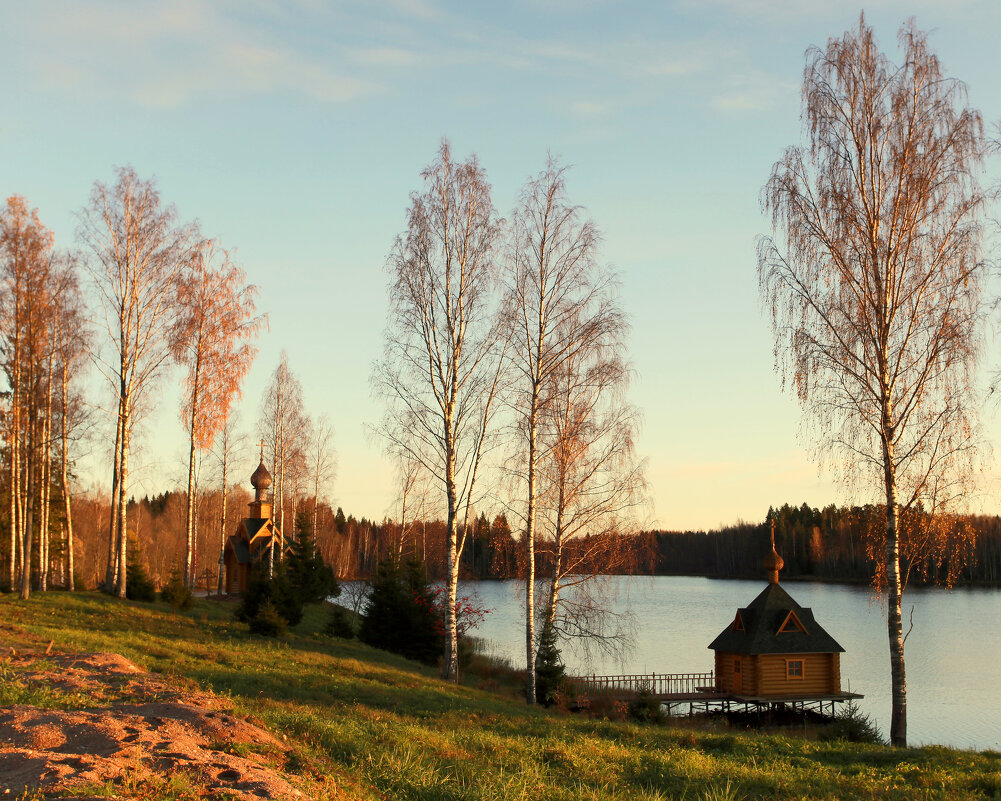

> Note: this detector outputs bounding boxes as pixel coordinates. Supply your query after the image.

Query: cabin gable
[777,610,807,634]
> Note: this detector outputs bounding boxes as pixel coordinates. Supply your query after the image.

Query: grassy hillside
[2,592,1000,800]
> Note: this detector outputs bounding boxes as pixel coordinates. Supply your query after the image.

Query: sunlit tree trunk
[38,348,53,592]
[882,417,907,746]
[19,415,35,600]
[185,351,201,587]
[115,405,131,599]
[60,361,75,591]
[105,406,122,592]
[217,435,228,596]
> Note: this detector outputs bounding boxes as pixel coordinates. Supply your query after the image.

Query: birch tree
[79,166,193,599]
[0,196,56,598]
[375,140,505,681]
[758,16,985,747]
[535,304,645,658]
[213,415,246,595]
[51,261,90,591]
[309,416,336,537]
[260,352,310,566]
[173,240,263,587]
[505,159,625,702]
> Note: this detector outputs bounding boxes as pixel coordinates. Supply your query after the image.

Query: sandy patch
[0,652,304,800]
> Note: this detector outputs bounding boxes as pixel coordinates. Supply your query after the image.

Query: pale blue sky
[4,0,1001,529]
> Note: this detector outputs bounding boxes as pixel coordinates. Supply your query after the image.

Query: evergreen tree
[359,558,442,665]
[125,537,155,602]
[535,619,565,706]
[235,562,303,628]
[287,509,338,604]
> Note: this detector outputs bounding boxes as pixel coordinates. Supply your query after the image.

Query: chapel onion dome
[763,547,785,581]
[763,522,784,584]
[250,459,272,492]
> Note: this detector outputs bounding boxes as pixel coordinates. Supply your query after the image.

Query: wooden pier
[564,671,724,703]
[564,671,862,718]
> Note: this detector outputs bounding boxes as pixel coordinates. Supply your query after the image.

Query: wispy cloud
[711,70,796,112]
[4,0,771,119]
[10,0,380,108]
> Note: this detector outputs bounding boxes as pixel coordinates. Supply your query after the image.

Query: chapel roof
[707,581,845,655]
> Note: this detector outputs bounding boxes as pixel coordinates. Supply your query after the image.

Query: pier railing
[564,671,724,700]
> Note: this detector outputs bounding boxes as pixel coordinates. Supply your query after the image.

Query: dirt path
[0,651,306,800]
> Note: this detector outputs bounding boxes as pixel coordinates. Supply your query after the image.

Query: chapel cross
[257,438,266,462]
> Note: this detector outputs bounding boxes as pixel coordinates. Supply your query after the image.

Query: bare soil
[0,651,306,800]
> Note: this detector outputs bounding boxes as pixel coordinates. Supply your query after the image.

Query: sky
[4,0,1001,530]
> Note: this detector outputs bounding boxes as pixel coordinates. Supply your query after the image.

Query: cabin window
[733,612,744,631]
[778,611,807,634]
[785,659,804,679]
[733,657,742,674]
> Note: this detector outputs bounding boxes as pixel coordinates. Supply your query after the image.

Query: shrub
[326,604,355,638]
[161,568,193,612]
[535,619,565,706]
[819,700,884,745]
[249,600,287,637]
[628,684,667,724]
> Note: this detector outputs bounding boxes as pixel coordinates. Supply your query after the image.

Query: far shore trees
[758,16,986,747]
[173,240,264,588]
[79,166,193,599]
[375,140,506,682]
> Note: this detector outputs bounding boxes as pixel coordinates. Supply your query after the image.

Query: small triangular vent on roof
[733,612,744,631]
[778,610,807,634]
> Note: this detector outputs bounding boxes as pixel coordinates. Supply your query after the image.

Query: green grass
[3,592,1001,801]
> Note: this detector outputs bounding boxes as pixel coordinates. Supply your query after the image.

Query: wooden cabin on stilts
[564,522,862,720]
[705,521,861,718]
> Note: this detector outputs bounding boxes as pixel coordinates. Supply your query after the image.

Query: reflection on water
[463,575,1001,751]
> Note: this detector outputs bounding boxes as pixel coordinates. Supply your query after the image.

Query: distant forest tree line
[7,485,1001,593]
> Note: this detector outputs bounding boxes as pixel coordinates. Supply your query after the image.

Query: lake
[461,575,1001,751]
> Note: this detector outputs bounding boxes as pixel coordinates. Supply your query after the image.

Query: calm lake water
[460,576,1001,751]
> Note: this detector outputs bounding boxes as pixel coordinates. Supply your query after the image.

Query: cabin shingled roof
[228,536,251,565]
[708,582,844,655]
[243,518,270,541]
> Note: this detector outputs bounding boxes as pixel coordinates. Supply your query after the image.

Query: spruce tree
[359,558,442,665]
[535,619,565,706]
[287,509,338,604]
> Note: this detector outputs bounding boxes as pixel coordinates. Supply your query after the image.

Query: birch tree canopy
[374,139,505,682]
[757,15,986,747]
